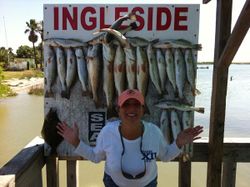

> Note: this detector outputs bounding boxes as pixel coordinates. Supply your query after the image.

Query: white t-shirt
[74,120,182,187]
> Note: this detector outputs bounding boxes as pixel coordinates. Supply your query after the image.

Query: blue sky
[0,0,249,62]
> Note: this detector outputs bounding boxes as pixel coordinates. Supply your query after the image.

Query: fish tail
[107,106,118,119]
[81,90,90,96]
[61,89,70,99]
[193,44,202,50]
[45,89,54,98]
[129,22,138,30]
[143,103,151,115]
[128,12,137,21]
[192,88,201,96]
[93,95,102,108]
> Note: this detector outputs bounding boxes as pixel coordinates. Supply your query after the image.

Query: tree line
[0,19,43,70]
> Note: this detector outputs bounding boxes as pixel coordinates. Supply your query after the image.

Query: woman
[57,89,203,187]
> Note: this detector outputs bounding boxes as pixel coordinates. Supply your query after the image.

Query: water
[0,64,249,186]
[195,64,250,137]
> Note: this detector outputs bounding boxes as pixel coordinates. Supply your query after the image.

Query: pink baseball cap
[118,89,145,107]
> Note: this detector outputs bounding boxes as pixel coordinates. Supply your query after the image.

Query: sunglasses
[119,124,146,179]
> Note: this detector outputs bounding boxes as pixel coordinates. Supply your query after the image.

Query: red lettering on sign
[115,7,128,29]
[81,7,96,30]
[147,7,153,31]
[157,7,171,30]
[100,7,110,29]
[54,7,59,30]
[62,7,78,30]
[115,7,128,20]
[132,7,144,31]
[174,7,188,30]
[51,5,192,32]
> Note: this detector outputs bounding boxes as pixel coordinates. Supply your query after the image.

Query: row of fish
[160,109,194,162]
[44,38,200,106]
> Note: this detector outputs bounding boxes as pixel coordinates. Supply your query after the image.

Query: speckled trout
[44,45,56,97]
[114,45,126,95]
[165,49,176,92]
[156,49,167,93]
[103,42,117,118]
[62,48,77,99]
[160,110,172,144]
[86,44,102,107]
[175,48,186,99]
[170,110,182,140]
[147,44,162,95]
[75,48,88,95]
[136,46,149,97]
[56,47,67,98]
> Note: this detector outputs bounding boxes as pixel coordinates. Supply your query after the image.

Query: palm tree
[25,19,38,69]
[8,47,15,62]
[37,21,44,70]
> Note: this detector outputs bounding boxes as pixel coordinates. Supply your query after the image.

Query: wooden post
[207,0,232,187]
[67,160,78,187]
[222,159,236,187]
[46,156,59,187]
[178,158,191,187]
[217,0,250,69]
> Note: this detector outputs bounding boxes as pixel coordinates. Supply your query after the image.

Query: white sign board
[44,4,199,43]
[43,4,200,158]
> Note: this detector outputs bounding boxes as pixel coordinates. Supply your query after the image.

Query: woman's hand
[176,125,203,148]
[57,122,80,148]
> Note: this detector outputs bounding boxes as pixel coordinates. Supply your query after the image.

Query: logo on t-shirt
[141,150,157,162]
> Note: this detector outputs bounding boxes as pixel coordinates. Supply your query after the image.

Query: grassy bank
[0,69,44,98]
[3,70,44,80]
[28,86,44,96]
[0,84,17,98]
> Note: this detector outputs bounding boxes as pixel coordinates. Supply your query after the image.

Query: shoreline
[3,77,44,94]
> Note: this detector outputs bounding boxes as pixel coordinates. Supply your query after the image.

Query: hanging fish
[175,48,186,99]
[62,48,77,99]
[41,108,63,155]
[75,47,88,95]
[102,42,117,118]
[160,110,172,144]
[127,37,150,47]
[156,49,167,93]
[44,45,57,97]
[154,100,205,113]
[45,38,87,48]
[110,12,136,30]
[136,46,149,97]
[93,28,129,48]
[153,39,202,50]
[170,110,182,140]
[147,44,162,95]
[114,45,126,95]
[86,44,102,107]
[56,47,67,97]
[165,49,176,93]
[124,47,137,89]
[182,111,193,161]
[105,12,137,43]
[184,49,200,96]
[88,22,137,45]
